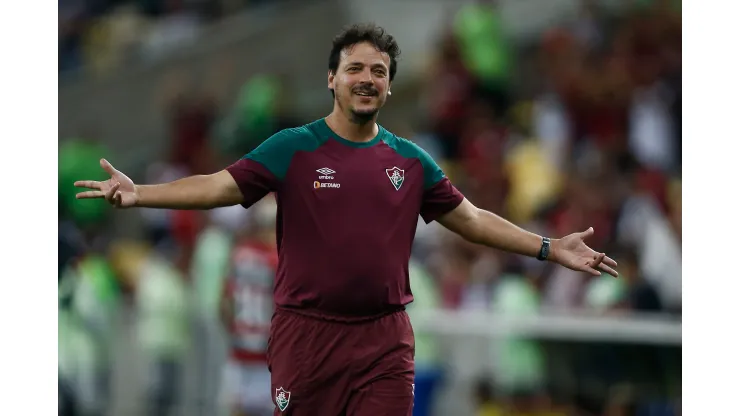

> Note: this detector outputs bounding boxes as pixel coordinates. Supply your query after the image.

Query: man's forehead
[340,42,390,66]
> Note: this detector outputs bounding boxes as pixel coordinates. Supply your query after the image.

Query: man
[219,199,278,416]
[75,23,618,416]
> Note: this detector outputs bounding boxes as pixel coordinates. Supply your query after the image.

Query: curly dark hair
[328,23,401,82]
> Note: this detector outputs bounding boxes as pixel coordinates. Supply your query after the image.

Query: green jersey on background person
[405,259,444,416]
[72,255,120,369]
[490,273,545,395]
[191,223,233,320]
[453,2,512,88]
[58,254,120,415]
[406,259,442,368]
[215,74,281,157]
[136,255,190,360]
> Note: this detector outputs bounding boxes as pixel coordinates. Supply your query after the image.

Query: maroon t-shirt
[226,118,464,320]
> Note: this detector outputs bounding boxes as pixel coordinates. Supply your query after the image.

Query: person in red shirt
[219,198,278,416]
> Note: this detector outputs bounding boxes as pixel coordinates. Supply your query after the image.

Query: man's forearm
[135,174,238,210]
[464,209,544,258]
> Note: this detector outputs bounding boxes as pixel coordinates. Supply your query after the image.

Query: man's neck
[325,110,378,143]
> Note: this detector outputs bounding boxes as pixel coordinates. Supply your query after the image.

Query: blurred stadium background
[58,0,682,415]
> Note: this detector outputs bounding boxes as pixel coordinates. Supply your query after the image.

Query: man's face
[328,41,392,123]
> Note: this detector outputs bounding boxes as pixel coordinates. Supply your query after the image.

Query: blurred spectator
[532,91,572,172]
[425,31,476,159]
[216,73,303,158]
[189,206,242,413]
[168,92,218,175]
[489,259,546,401]
[618,248,663,313]
[453,0,513,115]
[111,241,190,416]
[140,0,202,62]
[406,259,443,416]
[218,198,277,416]
[140,161,190,250]
[628,78,677,173]
[615,177,681,312]
[458,102,510,213]
[66,250,121,416]
[503,136,563,225]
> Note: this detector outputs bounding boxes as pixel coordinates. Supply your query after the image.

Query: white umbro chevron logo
[316,168,336,175]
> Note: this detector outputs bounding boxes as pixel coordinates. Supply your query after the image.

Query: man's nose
[360,68,373,82]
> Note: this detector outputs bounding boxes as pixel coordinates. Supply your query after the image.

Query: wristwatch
[536,237,551,261]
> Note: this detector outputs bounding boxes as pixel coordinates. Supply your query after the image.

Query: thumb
[579,227,595,240]
[100,158,117,176]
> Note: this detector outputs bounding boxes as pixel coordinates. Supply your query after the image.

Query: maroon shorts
[267,308,415,416]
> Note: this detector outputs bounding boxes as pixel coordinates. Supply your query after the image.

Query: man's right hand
[75,159,139,208]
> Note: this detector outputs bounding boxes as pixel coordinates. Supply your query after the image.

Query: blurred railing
[413,309,681,345]
[415,309,681,415]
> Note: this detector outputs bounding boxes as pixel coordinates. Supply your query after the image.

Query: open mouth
[354,90,377,97]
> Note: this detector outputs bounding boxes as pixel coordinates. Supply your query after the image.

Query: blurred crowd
[59,0,285,75]
[59,1,681,415]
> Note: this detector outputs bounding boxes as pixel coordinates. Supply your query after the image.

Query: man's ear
[328,70,335,90]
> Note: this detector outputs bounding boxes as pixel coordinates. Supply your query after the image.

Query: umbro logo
[316,167,336,181]
[316,168,336,176]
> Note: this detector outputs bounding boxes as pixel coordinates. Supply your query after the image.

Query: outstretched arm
[75,159,244,210]
[437,198,542,257]
[76,129,303,211]
[134,171,242,209]
[437,198,619,277]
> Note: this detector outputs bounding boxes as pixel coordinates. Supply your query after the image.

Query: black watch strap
[537,237,551,261]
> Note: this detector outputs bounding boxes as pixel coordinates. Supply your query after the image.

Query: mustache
[352,85,379,96]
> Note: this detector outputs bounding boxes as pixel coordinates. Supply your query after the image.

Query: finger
[589,252,605,268]
[113,191,123,207]
[598,263,619,278]
[100,159,118,176]
[602,256,618,268]
[105,182,120,202]
[580,265,602,277]
[579,227,595,240]
[74,180,102,190]
[76,191,106,199]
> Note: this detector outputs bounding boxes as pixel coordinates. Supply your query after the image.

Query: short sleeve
[415,146,464,223]
[420,177,464,223]
[225,127,312,208]
[225,159,277,208]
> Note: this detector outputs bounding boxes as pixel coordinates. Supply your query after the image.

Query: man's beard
[336,86,381,125]
[349,107,378,125]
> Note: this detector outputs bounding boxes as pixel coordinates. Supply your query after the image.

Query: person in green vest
[190,206,242,414]
[489,257,546,414]
[453,0,513,114]
[111,241,191,416]
[405,259,443,416]
[60,249,120,416]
